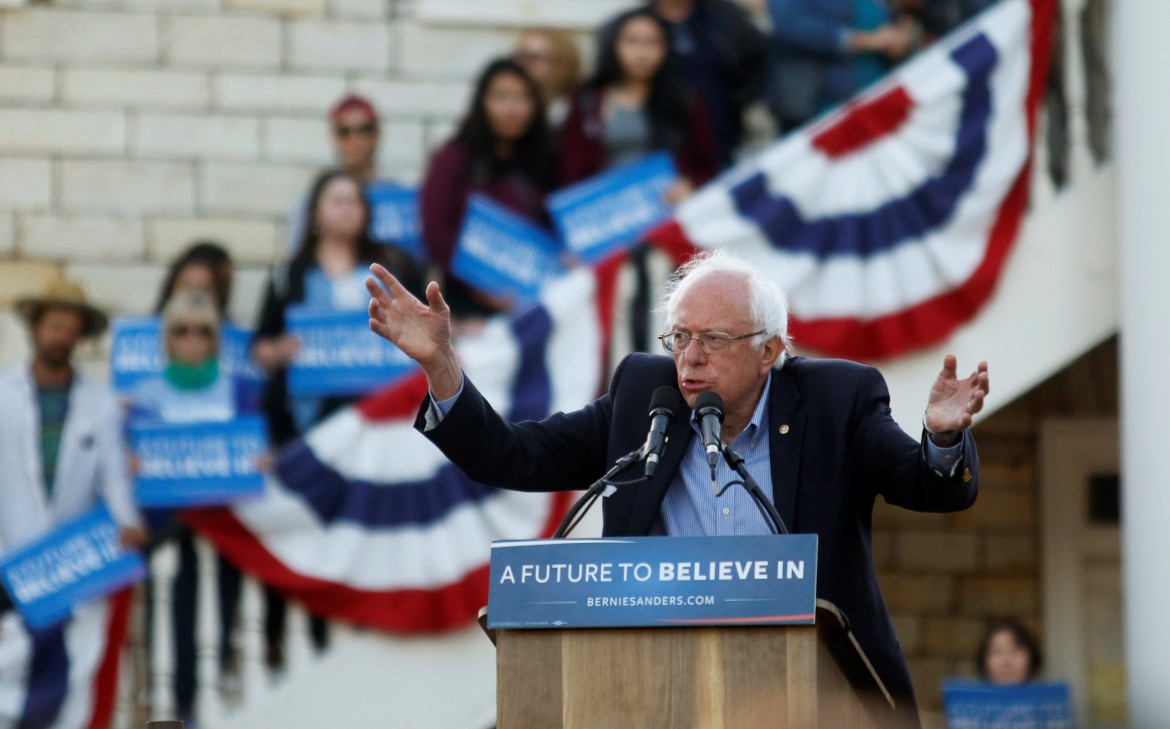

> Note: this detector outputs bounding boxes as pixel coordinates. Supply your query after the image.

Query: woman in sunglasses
[128,289,256,727]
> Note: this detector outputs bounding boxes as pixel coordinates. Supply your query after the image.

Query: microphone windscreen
[649,386,685,417]
[694,391,724,420]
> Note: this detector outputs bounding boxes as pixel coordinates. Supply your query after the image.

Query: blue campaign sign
[547,152,678,264]
[487,534,817,630]
[450,195,564,303]
[942,681,1074,729]
[367,182,425,262]
[110,316,164,392]
[286,307,419,397]
[111,317,261,394]
[131,415,268,508]
[0,505,147,630]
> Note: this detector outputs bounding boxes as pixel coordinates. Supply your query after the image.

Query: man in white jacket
[0,280,146,557]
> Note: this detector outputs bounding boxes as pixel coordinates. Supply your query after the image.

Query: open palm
[925,355,990,433]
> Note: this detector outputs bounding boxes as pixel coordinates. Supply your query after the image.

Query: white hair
[659,249,792,366]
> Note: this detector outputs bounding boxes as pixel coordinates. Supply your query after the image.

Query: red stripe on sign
[658,614,817,624]
[811,86,914,158]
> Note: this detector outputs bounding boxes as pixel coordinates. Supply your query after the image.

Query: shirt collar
[689,371,773,442]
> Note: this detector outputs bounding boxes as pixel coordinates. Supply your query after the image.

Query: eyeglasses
[658,330,766,354]
[169,324,215,339]
[334,121,377,139]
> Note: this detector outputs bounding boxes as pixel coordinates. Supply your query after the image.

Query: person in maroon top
[559,7,718,196]
[419,57,555,318]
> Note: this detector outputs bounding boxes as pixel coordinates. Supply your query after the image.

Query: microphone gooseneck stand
[552,447,649,539]
[713,441,790,535]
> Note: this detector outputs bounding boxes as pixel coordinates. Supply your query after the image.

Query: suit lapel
[625,414,695,535]
[768,367,805,533]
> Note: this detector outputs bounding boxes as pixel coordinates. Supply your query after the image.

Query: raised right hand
[366,264,462,398]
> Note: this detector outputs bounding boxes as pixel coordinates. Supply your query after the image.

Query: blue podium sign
[547,152,678,264]
[131,415,268,507]
[488,534,817,629]
[111,317,263,394]
[368,182,425,262]
[450,195,564,303]
[286,307,418,397]
[0,505,147,630]
[942,681,1074,729]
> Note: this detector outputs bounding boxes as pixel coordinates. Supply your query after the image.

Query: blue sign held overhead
[488,534,817,630]
[286,307,419,397]
[131,415,269,508]
[110,317,263,394]
[547,152,678,264]
[0,505,147,630]
[368,182,425,262]
[451,195,564,303]
[942,681,1074,729]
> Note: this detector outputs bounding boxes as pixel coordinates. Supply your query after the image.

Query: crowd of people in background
[1,1,1016,726]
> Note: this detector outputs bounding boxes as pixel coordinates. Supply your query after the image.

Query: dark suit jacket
[418,353,978,720]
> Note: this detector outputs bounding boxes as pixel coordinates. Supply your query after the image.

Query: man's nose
[683,337,706,362]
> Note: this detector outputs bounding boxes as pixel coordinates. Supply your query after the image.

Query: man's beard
[37,345,74,371]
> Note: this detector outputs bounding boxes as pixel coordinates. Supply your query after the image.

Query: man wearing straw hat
[0,280,146,556]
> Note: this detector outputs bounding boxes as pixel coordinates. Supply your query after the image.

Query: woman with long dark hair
[560,7,717,194]
[250,168,420,668]
[154,241,234,316]
[419,57,556,317]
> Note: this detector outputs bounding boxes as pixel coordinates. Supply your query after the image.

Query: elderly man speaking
[365,249,989,726]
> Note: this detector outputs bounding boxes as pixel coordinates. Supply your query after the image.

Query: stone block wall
[0,0,592,368]
[883,338,1118,729]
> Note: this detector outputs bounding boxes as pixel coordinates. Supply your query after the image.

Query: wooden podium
[483,599,896,729]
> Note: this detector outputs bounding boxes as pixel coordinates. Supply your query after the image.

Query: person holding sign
[559,7,718,196]
[0,280,146,554]
[365,249,988,728]
[129,290,259,722]
[0,280,146,567]
[560,7,720,353]
[253,169,421,669]
[419,58,556,318]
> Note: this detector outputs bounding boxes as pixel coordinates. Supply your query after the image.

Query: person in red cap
[329,94,381,184]
[285,94,411,257]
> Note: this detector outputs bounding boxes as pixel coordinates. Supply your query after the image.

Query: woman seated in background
[559,7,718,196]
[514,27,583,130]
[976,618,1043,685]
[130,287,255,726]
[419,57,556,319]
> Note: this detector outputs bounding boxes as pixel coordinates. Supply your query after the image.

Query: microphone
[643,387,684,478]
[695,392,724,482]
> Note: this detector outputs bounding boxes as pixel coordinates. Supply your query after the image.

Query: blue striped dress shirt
[651,374,776,536]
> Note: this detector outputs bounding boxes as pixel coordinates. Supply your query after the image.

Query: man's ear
[759,336,784,370]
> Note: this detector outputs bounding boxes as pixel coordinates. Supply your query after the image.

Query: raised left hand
[925,354,990,435]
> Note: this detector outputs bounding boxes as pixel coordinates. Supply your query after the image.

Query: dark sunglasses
[334,121,377,139]
[169,324,215,339]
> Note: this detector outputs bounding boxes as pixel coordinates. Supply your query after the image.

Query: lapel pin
[778,424,790,435]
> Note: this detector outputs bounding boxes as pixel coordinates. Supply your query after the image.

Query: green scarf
[164,357,219,390]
